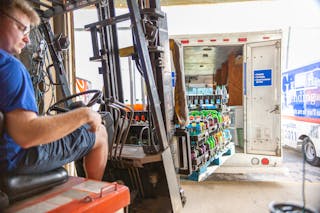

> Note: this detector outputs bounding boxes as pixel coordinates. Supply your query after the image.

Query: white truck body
[282,61,320,166]
[171,30,283,167]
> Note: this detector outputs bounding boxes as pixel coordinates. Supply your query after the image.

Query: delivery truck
[170,26,320,168]
[171,30,283,168]
[282,60,320,166]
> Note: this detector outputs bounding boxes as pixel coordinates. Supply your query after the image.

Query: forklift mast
[87,1,183,211]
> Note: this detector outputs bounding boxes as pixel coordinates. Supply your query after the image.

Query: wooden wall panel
[220,62,228,85]
[227,53,243,106]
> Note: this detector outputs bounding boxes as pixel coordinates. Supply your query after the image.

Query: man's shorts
[13,125,95,174]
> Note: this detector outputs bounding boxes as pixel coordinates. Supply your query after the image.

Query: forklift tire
[303,137,320,167]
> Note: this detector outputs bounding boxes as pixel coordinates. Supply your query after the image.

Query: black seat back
[0,111,9,210]
[0,111,68,208]
[0,111,4,138]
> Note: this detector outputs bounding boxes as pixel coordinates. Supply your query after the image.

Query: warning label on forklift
[254,69,272,86]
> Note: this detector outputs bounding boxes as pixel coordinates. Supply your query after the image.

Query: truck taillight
[263,36,270,40]
[210,39,216,42]
[223,38,230,42]
[238,38,247,42]
[181,40,189,44]
[197,39,204,43]
[261,158,269,165]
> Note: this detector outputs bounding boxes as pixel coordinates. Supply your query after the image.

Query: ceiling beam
[115,0,257,7]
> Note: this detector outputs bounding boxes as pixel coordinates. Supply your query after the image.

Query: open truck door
[245,40,282,160]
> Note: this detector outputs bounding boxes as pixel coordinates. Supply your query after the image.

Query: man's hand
[86,109,102,132]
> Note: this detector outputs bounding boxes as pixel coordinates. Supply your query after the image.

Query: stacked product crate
[185,86,234,181]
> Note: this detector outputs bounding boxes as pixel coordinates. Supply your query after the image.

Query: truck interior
[182,44,244,152]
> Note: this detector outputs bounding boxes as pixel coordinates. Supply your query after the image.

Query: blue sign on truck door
[254,69,272,86]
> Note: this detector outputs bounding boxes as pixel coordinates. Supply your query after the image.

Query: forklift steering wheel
[47,90,102,115]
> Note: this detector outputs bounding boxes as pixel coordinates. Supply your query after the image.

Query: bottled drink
[195,121,201,135]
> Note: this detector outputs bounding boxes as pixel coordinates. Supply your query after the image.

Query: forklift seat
[0,111,68,208]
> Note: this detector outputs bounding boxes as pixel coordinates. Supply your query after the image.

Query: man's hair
[0,0,40,26]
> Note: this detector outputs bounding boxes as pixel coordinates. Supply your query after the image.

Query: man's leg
[84,124,108,180]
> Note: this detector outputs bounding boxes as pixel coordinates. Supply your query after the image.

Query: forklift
[0,0,188,212]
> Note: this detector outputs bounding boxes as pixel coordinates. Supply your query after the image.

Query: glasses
[0,11,30,35]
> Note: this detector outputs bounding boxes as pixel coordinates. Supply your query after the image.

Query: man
[0,0,108,180]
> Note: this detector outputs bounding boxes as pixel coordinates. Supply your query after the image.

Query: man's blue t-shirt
[0,49,38,171]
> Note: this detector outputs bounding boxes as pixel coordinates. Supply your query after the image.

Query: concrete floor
[181,181,320,213]
[180,147,320,213]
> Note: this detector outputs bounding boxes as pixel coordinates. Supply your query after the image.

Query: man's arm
[5,107,101,148]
